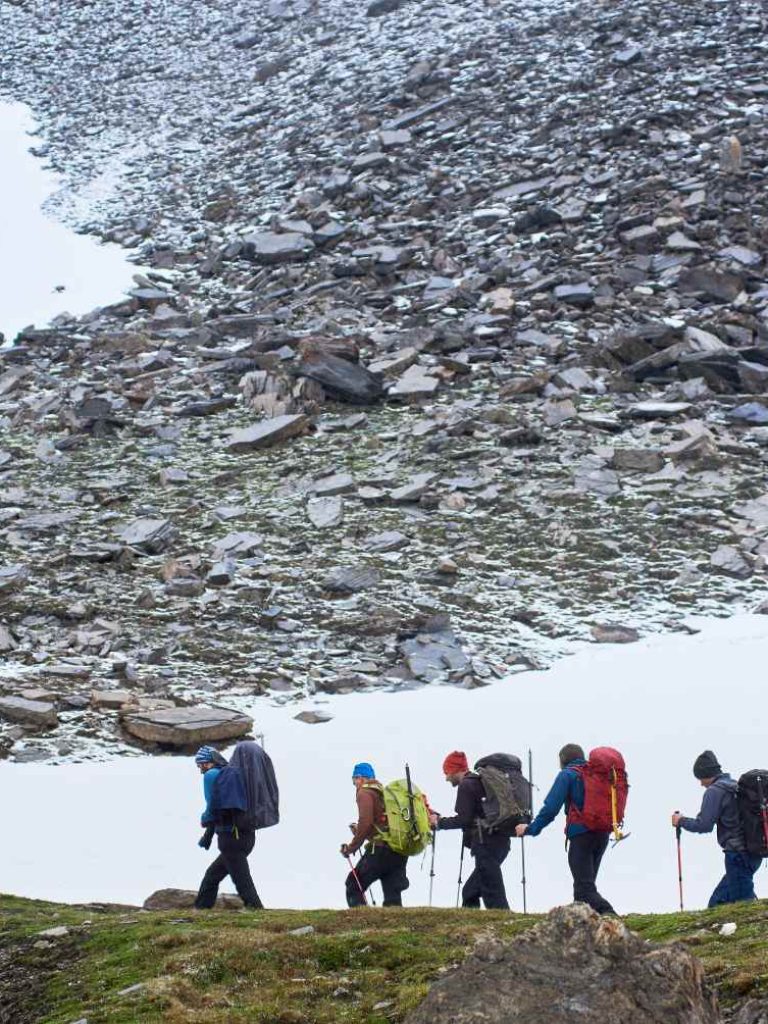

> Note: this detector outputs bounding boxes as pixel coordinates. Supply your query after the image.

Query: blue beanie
[352,762,375,779]
[195,745,219,765]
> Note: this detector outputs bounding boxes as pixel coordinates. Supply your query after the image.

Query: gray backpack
[229,741,280,830]
[475,753,532,837]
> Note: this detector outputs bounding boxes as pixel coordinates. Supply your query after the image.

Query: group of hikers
[191,741,768,915]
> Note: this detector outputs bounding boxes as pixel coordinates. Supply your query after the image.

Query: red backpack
[566,747,629,841]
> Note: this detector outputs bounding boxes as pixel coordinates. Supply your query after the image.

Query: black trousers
[195,829,263,909]
[346,844,409,907]
[568,831,615,915]
[463,834,510,910]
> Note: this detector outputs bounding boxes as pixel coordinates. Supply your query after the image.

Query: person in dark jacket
[672,750,762,907]
[341,762,409,907]
[194,745,264,910]
[516,743,616,915]
[430,750,510,910]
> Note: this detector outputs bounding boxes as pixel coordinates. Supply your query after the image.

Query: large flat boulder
[406,904,719,1024]
[121,706,253,746]
[225,414,308,452]
[0,697,58,729]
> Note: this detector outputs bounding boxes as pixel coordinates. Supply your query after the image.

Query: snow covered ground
[0,101,139,342]
[2,613,767,914]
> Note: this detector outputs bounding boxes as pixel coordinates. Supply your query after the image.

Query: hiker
[194,744,270,910]
[672,750,762,907]
[516,743,617,915]
[341,762,410,907]
[429,750,511,910]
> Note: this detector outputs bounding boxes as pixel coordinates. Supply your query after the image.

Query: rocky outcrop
[406,904,720,1024]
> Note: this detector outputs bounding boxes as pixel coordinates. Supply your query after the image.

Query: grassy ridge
[2,895,767,1023]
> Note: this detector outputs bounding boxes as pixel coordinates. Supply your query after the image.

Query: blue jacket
[526,759,589,839]
[679,774,745,852]
[201,766,222,827]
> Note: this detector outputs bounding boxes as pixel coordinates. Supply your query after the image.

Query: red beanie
[442,750,469,775]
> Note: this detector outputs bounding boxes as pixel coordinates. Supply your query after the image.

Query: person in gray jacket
[672,750,762,907]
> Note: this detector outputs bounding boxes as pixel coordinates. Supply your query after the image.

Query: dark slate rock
[242,231,315,264]
[296,352,384,404]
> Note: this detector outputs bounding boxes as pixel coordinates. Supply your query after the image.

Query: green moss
[2,896,767,1023]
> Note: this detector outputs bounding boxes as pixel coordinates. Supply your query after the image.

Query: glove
[340,843,351,858]
[198,826,214,850]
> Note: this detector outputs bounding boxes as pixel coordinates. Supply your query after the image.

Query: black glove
[198,826,214,850]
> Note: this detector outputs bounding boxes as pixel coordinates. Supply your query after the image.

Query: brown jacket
[348,782,387,854]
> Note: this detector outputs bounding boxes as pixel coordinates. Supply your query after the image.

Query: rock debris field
[1,0,767,762]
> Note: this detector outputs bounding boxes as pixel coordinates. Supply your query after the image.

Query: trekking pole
[456,844,465,908]
[519,747,533,913]
[346,855,369,907]
[429,829,437,907]
[675,813,684,912]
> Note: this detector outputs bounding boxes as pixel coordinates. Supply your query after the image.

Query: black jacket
[437,773,485,848]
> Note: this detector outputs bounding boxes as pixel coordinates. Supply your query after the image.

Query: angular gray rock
[118,518,178,554]
[211,532,263,558]
[574,457,620,497]
[307,496,344,529]
[322,565,380,594]
[121,706,253,746]
[405,904,720,1024]
[591,623,640,644]
[710,545,752,580]
[225,414,309,452]
[242,231,315,264]
[0,697,58,729]
[296,352,383,405]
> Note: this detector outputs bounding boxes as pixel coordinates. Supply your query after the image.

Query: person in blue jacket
[672,749,762,907]
[516,743,616,915]
[193,746,263,910]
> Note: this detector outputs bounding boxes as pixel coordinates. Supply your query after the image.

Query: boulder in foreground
[143,888,243,910]
[121,706,253,746]
[405,903,719,1024]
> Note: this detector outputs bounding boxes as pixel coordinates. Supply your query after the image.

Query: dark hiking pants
[346,844,409,907]
[195,829,263,909]
[568,831,615,915]
[463,834,510,910]
[708,852,762,907]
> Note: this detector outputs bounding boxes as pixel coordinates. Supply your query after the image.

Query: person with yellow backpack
[340,761,432,907]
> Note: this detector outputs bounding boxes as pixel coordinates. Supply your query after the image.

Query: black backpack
[474,753,532,837]
[737,769,768,857]
[229,741,280,831]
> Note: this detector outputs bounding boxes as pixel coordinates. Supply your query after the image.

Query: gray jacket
[679,774,744,852]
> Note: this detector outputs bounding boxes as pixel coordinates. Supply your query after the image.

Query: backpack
[566,747,629,841]
[474,753,532,837]
[374,770,433,857]
[228,740,280,831]
[737,769,768,857]
[208,765,249,829]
